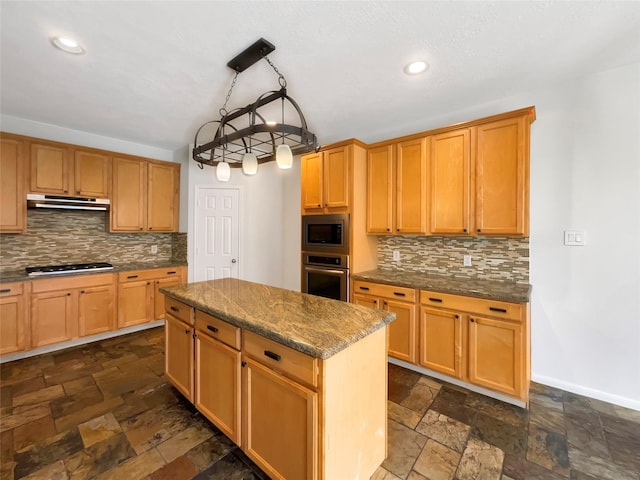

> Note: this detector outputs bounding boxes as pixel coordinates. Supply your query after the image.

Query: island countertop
[160,278,395,360]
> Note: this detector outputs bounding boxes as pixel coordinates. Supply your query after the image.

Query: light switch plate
[564,230,586,246]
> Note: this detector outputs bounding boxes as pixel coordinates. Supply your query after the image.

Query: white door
[194,187,240,281]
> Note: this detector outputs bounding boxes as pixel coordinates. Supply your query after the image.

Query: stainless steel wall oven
[301,252,349,302]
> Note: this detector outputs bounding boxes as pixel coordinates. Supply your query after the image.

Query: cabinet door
[148,162,179,232]
[0,138,26,233]
[165,314,194,401]
[384,299,417,364]
[0,294,26,355]
[475,116,527,235]
[196,333,241,444]
[301,151,323,211]
[111,157,146,231]
[74,150,110,197]
[154,276,181,320]
[323,146,349,209]
[430,129,471,234]
[366,145,394,234]
[419,307,462,378]
[467,315,522,397]
[396,138,428,234]
[243,357,318,480]
[117,279,153,328]
[78,284,115,336]
[31,290,76,347]
[30,143,72,194]
[352,293,378,310]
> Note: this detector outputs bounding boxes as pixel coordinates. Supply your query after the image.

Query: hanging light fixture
[193,38,319,176]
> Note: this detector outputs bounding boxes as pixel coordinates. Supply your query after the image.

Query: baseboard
[388,357,527,409]
[531,373,640,412]
[0,320,165,364]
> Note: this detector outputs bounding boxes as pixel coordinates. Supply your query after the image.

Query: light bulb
[276,144,293,170]
[242,153,258,175]
[216,161,231,181]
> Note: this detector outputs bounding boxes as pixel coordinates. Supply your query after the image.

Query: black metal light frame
[193,38,319,168]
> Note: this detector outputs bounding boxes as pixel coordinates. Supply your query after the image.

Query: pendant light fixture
[193,38,319,175]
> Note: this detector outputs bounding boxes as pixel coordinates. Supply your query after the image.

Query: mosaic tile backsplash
[377,235,529,284]
[0,210,187,273]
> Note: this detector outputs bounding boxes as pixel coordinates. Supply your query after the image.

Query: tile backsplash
[0,210,187,273]
[378,235,529,284]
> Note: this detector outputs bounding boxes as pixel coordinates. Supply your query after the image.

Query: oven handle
[304,266,347,275]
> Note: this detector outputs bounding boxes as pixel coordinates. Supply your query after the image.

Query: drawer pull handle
[489,307,507,313]
[264,350,281,362]
[393,292,406,297]
[167,271,177,274]
[0,289,10,293]
[428,297,443,303]
[170,306,179,312]
[127,275,139,279]
[207,325,219,333]
[359,286,370,291]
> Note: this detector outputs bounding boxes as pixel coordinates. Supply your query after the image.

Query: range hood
[26,194,110,211]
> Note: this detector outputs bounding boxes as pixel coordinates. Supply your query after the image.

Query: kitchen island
[160,278,395,480]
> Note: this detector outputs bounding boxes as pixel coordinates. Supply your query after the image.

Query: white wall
[184,148,300,289]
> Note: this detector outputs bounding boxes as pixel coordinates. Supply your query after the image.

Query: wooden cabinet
[420,290,529,402]
[301,145,350,214]
[366,138,428,234]
[165,311,195,401]
[352,280,418,363]
[429,113,531,236]
[195,310,242,444]
[31,273,115,348]
[117,267,186,327]
[111,157,180,232]
[29,141,111,197]
[164,298,387,480]
[0,136,26,233]
[0,283,28,355]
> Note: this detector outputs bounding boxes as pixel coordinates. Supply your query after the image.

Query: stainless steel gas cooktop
[25,262,114,277]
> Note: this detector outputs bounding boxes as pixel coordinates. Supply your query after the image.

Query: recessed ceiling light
[404,61,429,75]
[51,36,85,55]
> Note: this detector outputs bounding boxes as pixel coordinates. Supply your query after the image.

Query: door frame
[189,184,244,283]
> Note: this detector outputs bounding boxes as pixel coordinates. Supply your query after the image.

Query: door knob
[231,258,237,263]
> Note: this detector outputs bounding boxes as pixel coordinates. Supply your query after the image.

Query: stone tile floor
[1,327,639,480]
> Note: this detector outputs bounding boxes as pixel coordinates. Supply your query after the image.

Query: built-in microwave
[301,214,350,254]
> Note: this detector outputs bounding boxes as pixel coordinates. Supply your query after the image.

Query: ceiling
[2,1,640,152]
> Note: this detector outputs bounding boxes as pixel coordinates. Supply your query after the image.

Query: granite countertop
[0,261,188,283]
[351,269,531,303]
[160,278,395,360]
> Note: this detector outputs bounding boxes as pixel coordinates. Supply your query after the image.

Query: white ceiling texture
[1,1,640,152]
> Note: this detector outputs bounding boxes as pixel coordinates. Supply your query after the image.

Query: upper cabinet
[29,141,110,197]
[111,156,180,232]
[366,137,428,234]
[0,135,26,233]
[301,145,350,214]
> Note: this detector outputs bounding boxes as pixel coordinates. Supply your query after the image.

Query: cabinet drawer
[243,330,318,389]
[165,297,193,325]
[196,310,241,350]
[353,281,416,302]
[421,290,523,321]
[32,273,114,293]
[0,282,23,297]
[119,267,182,283]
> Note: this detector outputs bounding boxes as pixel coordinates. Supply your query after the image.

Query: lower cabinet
[352,280,418,363]
[164,298,387,480]
[31,274,115,348]
[118,267,186,327]
[419,306,462,379]
[0,282,28,355]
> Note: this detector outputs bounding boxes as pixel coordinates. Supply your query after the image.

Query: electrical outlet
[463,255,472,266]
[392,250,400,261]
[151,245,158,254]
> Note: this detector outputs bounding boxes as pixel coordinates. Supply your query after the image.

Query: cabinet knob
[317,204,321,207]
[147,282,150,285]
[463,229,467,233]
[397,228,400,232]
[241,361,247,368]
[470,318,475,323]
[149,227,153,230]
[76,191,80,194]
[184,329,190,334]
[477,229,481,233]
[386,228,390,232]
[383,301,387,306]
[67,293,71,296]
[64,190,68,193]
[80,290,85,294]
[139,227,143,230]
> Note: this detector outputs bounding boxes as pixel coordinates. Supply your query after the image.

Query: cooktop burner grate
[26,262,114,276]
